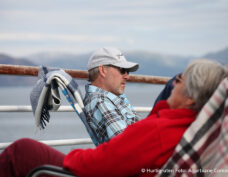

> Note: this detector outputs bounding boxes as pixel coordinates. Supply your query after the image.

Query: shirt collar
[85,84,126,100]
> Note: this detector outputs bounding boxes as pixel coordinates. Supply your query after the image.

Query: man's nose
[123,72,129,80]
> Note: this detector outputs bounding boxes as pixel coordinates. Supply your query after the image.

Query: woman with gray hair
[182,59,227,111]
[167,59,228,112]
[0,59,227,177]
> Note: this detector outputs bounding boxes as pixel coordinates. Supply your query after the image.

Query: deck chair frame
[27,165,77,177]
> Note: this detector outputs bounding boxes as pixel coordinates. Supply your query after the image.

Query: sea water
[0,83,164,153]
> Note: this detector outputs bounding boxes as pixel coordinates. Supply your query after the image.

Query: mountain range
[0,47,227,86]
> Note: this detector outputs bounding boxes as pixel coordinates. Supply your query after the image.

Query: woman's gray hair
[88,67,99,82]
[183,59,228,111]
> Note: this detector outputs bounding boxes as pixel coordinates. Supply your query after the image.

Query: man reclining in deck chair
[84,47,141,144]
[30,47,141,146]
[0,59,227,177]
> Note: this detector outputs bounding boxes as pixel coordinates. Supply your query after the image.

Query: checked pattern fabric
[156,76,228,177]
[30,66,99,145]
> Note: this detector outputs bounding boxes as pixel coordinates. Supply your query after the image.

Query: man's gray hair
[88,67,99,82]
[183,59,228,111]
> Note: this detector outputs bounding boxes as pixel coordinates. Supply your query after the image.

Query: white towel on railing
[30,66,99,145]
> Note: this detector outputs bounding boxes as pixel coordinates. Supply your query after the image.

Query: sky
[0,0,228,58]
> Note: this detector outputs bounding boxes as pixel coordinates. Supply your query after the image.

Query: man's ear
[98,65,107,78]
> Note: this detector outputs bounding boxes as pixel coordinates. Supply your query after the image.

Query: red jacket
[63,101,197,177]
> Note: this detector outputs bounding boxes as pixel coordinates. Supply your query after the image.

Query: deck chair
[156,76,228,177]
[30,66,99,146]
[29,74,228,177]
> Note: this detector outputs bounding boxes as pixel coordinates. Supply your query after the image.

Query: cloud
[0,0,228,56]
[0,33,120,43]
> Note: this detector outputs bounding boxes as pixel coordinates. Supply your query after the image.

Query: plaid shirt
[83,84,140,144]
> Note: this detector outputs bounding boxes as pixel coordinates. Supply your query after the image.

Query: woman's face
[167,74,194,109]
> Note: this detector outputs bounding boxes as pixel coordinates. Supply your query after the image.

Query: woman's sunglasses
[175,74,183,83]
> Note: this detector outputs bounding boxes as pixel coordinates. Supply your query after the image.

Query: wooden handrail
[0,64,170,84]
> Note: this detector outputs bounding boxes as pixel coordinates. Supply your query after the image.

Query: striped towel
[156,76,228,177]
[30,66,99,145]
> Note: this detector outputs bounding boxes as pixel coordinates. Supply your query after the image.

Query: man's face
[104,66,129,96]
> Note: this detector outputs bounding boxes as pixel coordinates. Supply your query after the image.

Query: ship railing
[0,64,170,150]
